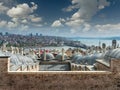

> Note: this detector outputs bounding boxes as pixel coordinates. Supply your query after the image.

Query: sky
[0,0,120,37]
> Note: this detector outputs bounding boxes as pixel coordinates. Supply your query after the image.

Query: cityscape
[0,0,120,90]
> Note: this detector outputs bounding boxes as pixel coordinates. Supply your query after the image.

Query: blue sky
[0,0,120,37]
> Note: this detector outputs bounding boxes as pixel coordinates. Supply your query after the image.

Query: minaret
[21,48,24,55]
[2,43,7,52]
[99,40,101,47]
[77,48,79,54]
[11,46,14,54]
[14,47,17,54]
[39,48,41,57]
[13,47,15,54]
[16,47,19,54]
[31,49,35,55]
[62,48,64,61]
[43,49,46,61]
[112,40,117,49]
[102,43,106,53]
[99,41,101,53]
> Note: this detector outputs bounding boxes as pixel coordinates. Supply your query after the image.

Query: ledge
[8,71,112,75]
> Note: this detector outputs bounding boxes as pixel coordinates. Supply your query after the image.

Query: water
[25,38,120,51]
[71,38,120,46]
[39,46,74,51]
[25,46,75,51]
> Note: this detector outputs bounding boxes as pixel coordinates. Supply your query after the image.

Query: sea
[25,37,120,51]
[71,38,120,46]
[38,38,120,51]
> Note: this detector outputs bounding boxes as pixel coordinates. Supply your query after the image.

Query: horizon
[2,32,120,39]
[0,0,120,37]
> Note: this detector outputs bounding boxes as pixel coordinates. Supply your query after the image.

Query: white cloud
[83,23,91,32]
[59,18,65,22]
[7,3,37,18]
[5,2,43,29]
[31,23,43,27]
[95,23,120,31]
[29,15,42,23]
[66,19,84,27]
[21,19,28,24]
[0,1,43,30]
[0,3,9,14]
[30,2,38,10]
[11,18,18,22]
[98,0,110,10]
[0,20,18,29]
[51,20,63,27]
[0,0,15,5]
[62,4,79,12]
[21,25,29,30]
[31,17,42,22]
[70,29,77,34]
[0,20,7,27]
[64,0,110,28]
[7,21,18,29]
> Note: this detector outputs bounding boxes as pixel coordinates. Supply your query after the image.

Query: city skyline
[0,0,120,37]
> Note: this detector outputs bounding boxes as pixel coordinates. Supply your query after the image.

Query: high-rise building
[5,32,9,36]
[36,33,38,37]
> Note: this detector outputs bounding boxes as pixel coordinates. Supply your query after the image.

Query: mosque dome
[10,54,34,65]
[72,54,83,63]
[72,53,102,65]
[55,53,68,60]
[27,54,38,61]
[3,51,34,66]
[103,48,120,63]
[41,53,55,60]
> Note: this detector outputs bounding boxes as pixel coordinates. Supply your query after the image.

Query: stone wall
[0,57,120,90]
[95,61,110,71]
[0,72,120,90]
[111,58,120,73]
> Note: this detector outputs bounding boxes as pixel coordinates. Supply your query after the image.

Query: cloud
[0,0,16,6]
[21,25,29,31]
[7,3,37,18]
[64,0,110,27]
[83,23,91,32]
[95,23,120,31]
[7,21,18,29]
[21,19,28,24]
[0,20,18,29]
[4,2,43,30]
[0,1,44,31]
[51,20,63,27]
[66,19,84,27]
[70,29,77,34]
[33,24,42,27]
[62,4,79,12]
[0,20,7,27]
[59,0,111,35]
[28,15,42,23]
[0,3,9,14]
[98,0,110,10]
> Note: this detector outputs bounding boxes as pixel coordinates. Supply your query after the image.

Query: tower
[112,40,117,49]
[102,43,106,53]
